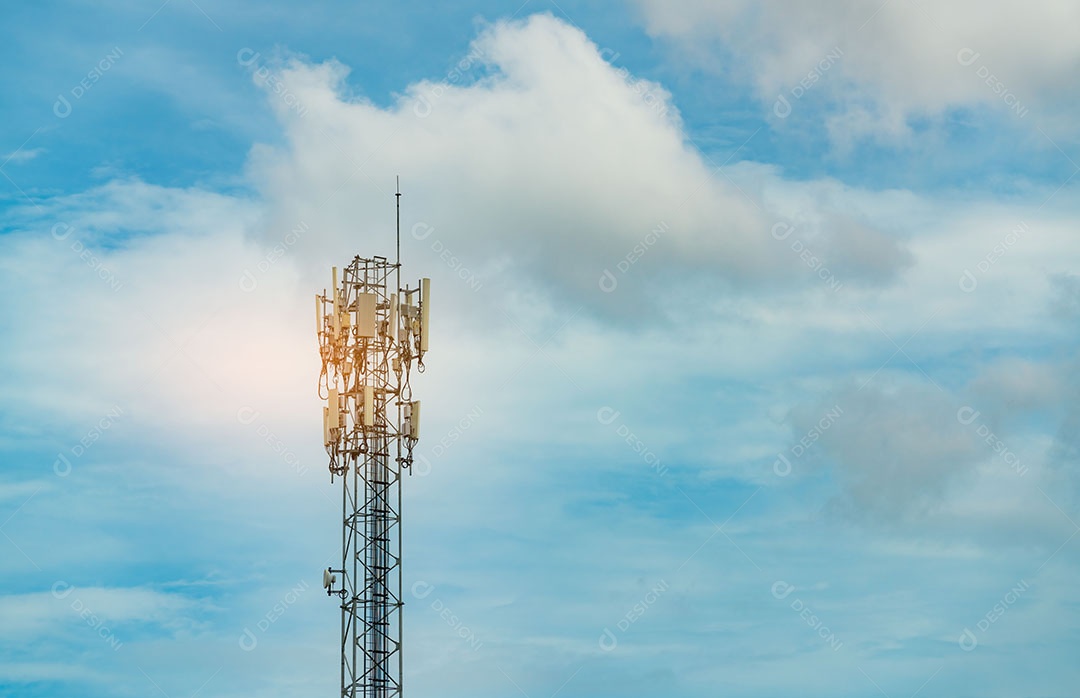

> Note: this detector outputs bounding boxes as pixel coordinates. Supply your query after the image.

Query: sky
[1,1,1078,697]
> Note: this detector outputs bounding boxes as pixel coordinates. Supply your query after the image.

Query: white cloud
[245,12,912,322]
[0,585,202,639]
[789,381,985,521]
[633,0,1080,143]
[783,348,1080,526]
[2,147,44,164]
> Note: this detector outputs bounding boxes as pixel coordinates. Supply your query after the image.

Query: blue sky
[1,1,1079,697]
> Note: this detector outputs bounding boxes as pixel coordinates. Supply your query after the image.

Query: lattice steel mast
[316,186,430,698]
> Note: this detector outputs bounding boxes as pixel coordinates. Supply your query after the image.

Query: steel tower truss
[317,256,429,698]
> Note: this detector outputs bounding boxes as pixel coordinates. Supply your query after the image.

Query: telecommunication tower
[316,186,430,698]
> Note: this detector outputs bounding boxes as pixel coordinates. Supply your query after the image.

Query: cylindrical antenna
[395,175,401,273]
[395,175,402,309]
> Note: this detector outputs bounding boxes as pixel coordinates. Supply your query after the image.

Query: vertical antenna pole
[393,175,404,697]
[395,175,401,281]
